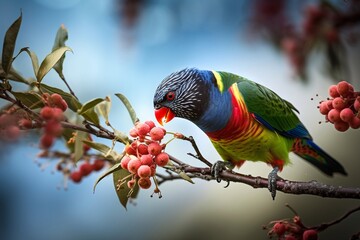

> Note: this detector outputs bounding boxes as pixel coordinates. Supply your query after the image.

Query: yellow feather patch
[211,70,224,93]
[230,84,244,103]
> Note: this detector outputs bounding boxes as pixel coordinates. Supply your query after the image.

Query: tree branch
[161,135,360,200]
[163,162,360,199]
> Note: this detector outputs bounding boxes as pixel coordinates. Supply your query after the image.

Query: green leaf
[76,97,103,125]
[82,140,110,154]
[82,107,100,125]
[95,96,111,125]
[0,65,28,83]
[52,24,68,80]
[37,83,81,111]
[20,47,39,77]
[115,93,139,125]
[74,130,88,163]
[2,13,22,74]
[82,140,121,161]
[36,46,72,83]
[114,130,129,145]
[93,161,121,193]
[77,98,104,115]
[12,91,44,109]
[113,169,139,209]
[178,171,194,184]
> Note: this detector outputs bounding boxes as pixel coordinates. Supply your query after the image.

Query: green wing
[217,71,311,139]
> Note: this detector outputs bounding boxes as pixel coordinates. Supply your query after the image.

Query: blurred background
[1,0,360,239]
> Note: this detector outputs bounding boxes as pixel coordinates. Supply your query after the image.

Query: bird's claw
[211,161,234,183]
[268,167,279,200]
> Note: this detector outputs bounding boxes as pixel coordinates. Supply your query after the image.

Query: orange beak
[155,107,175,126]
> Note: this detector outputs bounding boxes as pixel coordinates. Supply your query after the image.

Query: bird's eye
[166,91,175,101]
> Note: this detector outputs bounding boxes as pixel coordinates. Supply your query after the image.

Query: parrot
[153,68,347,199]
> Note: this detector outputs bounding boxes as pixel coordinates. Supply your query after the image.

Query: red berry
[326,99,333,110]
[129,128,138,138]
[303,229,318,240]
[145,120,156,129]
[92,159,105,171]
[140,154,153,166]
[59,99,68,112]
[337,81,350,97]
[18,118,33,129]
[138,177,152,189]
[350,116,360,129]
[40,106,54,120]
[137,165,151,178]
[328,84,340,98]
[44,120,63,136]
[340,108,354,123]
[83,143,91,152]
[332,97,346,110]
[49,94,67,111]
[136,122,151,136]
[319,101,330,115]
[3,125,20,141]
[272,222,286,236]
[52,107,64,121]
[131,141,138,150]
[83,135,92,152]
[150,164,157,176]
[155,152,169,167]
[148,142,162,156]
[40,133,54,149]
[127,179,136,189]
[70,171,82,183]
[125,144,137,156]
[149,127,165,141]
[354,97,360,111]
[327,109,340,123]
[80,162,94,176]
[120,155,131,170]
[138,144,149,155]
[127,158,142,174]
[50,93,63,106]
[334,120,349,132]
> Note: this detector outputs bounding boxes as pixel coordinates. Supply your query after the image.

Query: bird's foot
[211,161,234,183]
[268,167,280,200]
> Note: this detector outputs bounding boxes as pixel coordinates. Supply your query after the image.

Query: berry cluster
[302,5,338,43]
[0,108,22,141]
[119,120,169,193]
[266,216,318,240]
[69,159,106,183]
[280,4,340,77]
[318,81,360,132]
[39,93,68,149]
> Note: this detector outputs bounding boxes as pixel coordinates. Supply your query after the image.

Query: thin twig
[316,205,360,231]
[181,135,212,167]
[60,76,77,99]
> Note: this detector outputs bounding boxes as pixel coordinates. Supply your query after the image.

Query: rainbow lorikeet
[153,68,347,198]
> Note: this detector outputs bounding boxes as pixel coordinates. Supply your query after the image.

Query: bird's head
[153,68,211,125]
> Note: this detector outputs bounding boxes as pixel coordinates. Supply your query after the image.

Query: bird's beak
[155,107,175,126]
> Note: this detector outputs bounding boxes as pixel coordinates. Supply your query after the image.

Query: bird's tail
[292,139,347,176]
